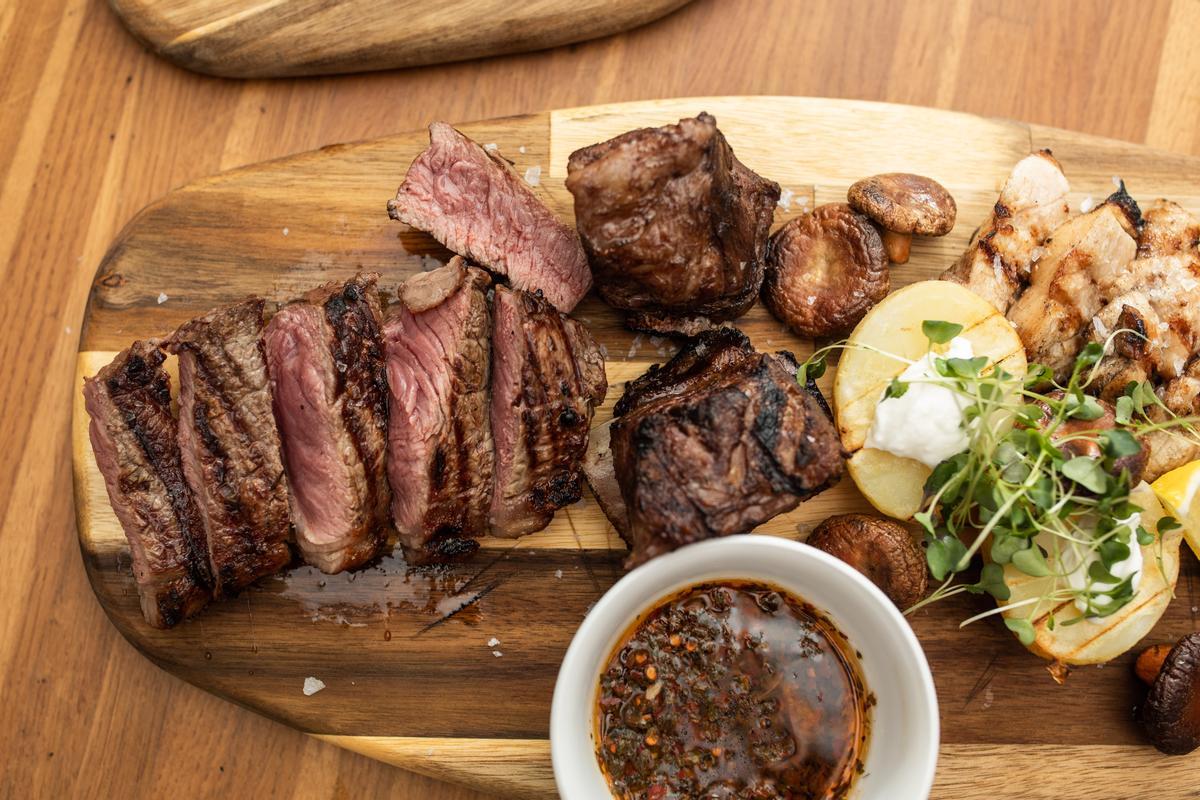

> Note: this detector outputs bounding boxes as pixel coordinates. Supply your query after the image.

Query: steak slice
[384,259,494,563]
[565,113,780,335]
[387,122,591,313]
[83,342,211,627]
[265,275,390,574]
[607,331,843,568]
[167,299,292,597]
[490,285,608,537]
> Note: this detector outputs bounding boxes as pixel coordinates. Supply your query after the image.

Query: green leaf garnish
[922,319,963,344]
[883,378,909,400]
[1012,545,1052,577]
[1004,617,1036,646]
[1061,456,1109,494]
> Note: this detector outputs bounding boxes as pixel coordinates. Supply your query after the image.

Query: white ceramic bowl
[550,535,939,799]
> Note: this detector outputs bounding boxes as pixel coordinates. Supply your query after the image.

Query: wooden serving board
[109,0,692,78]
[73,98,1200,798]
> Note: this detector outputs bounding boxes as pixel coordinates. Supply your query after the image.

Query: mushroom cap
[761,203,889,338]
[1139,632,1200,755]
[806,513,928,609]
[847,173,957,236]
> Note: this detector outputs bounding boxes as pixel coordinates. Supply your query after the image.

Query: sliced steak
[167,299,292,597]
[490,285,608,537]
[384,259,494,562]
[607,331,843,568]
[387,122,591,312]
[83,342,211,627]
[565,113,780,335]
[265,275,390,574]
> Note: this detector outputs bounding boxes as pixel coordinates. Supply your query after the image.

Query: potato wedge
[833,279,1027,519]
[1000,482,1182,665]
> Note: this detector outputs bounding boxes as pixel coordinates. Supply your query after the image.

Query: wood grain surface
[7,2,1200,798]
[71,97,1200,798]
[108,0,693,78]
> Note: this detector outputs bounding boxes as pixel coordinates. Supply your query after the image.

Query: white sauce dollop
[1058,513,1143,616]
[865,337,974,468]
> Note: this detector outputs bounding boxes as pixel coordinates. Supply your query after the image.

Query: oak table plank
[6,2,1200,798]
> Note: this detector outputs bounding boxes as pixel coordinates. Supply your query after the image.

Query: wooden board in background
[108,0,693,78]
[73,97,1200,798]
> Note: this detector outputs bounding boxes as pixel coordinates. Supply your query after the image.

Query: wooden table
[4,1,1200,797]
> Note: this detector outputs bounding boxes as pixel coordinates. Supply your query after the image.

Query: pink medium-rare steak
[387,122,591,313]
[167,299,292,597]
[83,341,211,628]
[489,285,608,537]
[265,274,390,574]
[565,113,780,335]
[384,259,494,562]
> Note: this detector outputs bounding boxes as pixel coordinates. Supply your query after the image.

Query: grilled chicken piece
[1086,296,1158,400]
[941,151,1070,311]
[1139,199,1200,258]
[265,275,391,574]
[1006,189,1140,379]
[83,342,212,627]
[1145,357,1200,481]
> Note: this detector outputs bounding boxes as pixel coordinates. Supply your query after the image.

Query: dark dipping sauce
[596,581,870,800]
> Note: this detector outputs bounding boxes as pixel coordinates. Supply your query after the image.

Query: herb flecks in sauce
[596,581,869,799]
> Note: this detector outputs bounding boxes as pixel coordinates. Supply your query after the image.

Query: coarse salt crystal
[487,637,500,647]
[282,227,289,236]
[627,334,643,359]
[1092,315,1110,338]
[524,165,542,186]
[1112,175,1122,188]
[519,145,527,154]
[992,255,1004,285]
[492,650,503,657]
[302,677,325,696]
[555,569,563,579]
[777,188,794,210]
[156,292,168,304]
[1080,195,1096,214]
[484,143,498,151]
[1030,246,1044,263]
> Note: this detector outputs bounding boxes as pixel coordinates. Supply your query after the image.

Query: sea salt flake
[555,569,563,579]
[519,145,527,154]
[302,677,325,696]
[484,142,498,151]
[156,292,168,304]
[1112,175,1123,188]
[492,650,504,657]
[1080,195,1096,214]
[282,227,289,236]
[1092,315,1110,338]
[487,637,501,647]
[627,334,643,359]
[777,188,795,210]
[524,165,542,186]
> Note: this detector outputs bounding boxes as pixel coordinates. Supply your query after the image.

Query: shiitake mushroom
[807,513,928,609]
[1137,634,1200,755]
[847,173,957,264]
[761,203,889,339]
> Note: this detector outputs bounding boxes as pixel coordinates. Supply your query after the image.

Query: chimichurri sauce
[596,581,870,799]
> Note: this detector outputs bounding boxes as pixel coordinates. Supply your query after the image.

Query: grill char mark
[83,342,212,628]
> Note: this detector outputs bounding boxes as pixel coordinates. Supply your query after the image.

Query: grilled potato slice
[1000,482,1182,665]
[833,280,1027,519]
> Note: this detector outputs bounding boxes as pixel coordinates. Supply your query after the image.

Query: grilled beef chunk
[384,259,494,562]
[387,122,591,313]
[83,342,212,628]
[490,285,608,537]
[606,330,843,567]
[565,113,780,335]
[167,300,292,597]
[265,275,390,574]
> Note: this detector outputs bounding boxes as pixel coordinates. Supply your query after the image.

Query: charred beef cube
[264,275,390,574]
[83,342,211,627]
[387,122,591,313]
[167,300,292,597]
[384,259,494,562]
[490,285,608,537]
[608,331,843,568]
[566,113,780,336]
